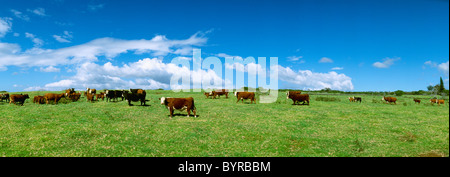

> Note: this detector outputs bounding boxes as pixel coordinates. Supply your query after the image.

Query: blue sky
[0,0,448,92]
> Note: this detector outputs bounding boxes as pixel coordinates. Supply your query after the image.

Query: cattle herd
[0,88,447,118]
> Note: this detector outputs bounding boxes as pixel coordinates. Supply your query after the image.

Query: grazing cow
[287,91,302,96]
[348,97,355,102]
[354,97,362,103]
[96,92,105,101]
[105,90,125,102]
[235,91,256,104]
[287,93,310,105]
[430,99,445,105]
[160,97,197,118]
[123,89,146,106]
[9,94,30,105]
[204,92,213,98]
[210,89,229,99]
[382,96,397,104]
[86,92,95,102]
[33,95,45,104]
[413,98,421,104]
[68,92,81,102]
[44,93,66,104]
[1,93,10,102]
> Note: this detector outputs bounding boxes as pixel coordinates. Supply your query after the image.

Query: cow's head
[234,92,237,97]
[23,94,30,99]
[160,97,166,105]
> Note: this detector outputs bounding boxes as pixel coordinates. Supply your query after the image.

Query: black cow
[123,89,146,106]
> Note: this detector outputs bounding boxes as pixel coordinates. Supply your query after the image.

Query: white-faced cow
[123,89,146,106]
[160,97,197,118]
[287,92,310,105]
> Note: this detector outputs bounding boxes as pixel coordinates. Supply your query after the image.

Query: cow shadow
[128,104,151,107]
[168,113,200,118]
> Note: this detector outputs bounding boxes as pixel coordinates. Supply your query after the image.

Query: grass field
[0,90,448,157]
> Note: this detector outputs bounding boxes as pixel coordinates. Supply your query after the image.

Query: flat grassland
[0,90,448,157]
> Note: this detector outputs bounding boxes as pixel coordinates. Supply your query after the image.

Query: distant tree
[394,90,405,96]
[439,77,445,94]
[427,85,434,92]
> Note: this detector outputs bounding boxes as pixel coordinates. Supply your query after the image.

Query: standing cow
[235,91,256,104]
[287,92,310,105]
[123,89,146,106]
[9,94,30,105]
[44,93,66,104]
[160,97,197,118]
[382,96,397,104]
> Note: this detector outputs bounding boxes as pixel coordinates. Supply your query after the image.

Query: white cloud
[319,57,333,63]
[438,61,449,75]
[274,65,354,91]
[372,57,400,68]
[27,8,47,16]
[40,66,60,72]
[287,56,303,62]
[39,58,225,91]
[25,32,44,47]
[331,67,344,70]
[0,17,12,38]
[0,32,207,70]
[10,9,30,21]
[53,31,73,43]
[88,4,105,11]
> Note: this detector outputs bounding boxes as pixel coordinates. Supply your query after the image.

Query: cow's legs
[169,107,174,118]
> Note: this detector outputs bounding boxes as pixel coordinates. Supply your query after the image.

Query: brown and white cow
[210,89,229,99]
[65,88,76,97]
[348,97,355,102]
[204,92,213,98]
[382,96,397,104]
[160,97,197,118]
[44,93,66,104]
[68,92,81,102]
[86,88,97,95]
[235,91,256,104]
[430,99,445,105]
[86,92,95,102]
[413,98,421,104]
[287,93,310,105]
[96,92,105,101]
[9,94,30,105]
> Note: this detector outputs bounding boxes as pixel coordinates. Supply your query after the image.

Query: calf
[86,92,95,102]
[9,94,30,105]
[44,93,66,104]
[160,97,197,118]
[413,98,421,104]
[33,95,45,104]
[123,89,146,106]
[204,92,213,98]
[65,88,76,97]
[382,96,397,104]
[234,91,256,104]
[68,92,81,102]
[96,92,105,101]
[287,93,310,105]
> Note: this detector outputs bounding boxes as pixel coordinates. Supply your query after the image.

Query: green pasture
[0,90,448,157]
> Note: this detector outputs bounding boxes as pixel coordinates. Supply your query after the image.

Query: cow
[44,93,66,104]
[287,93,310,105]
[105,90,126,102]
[65,88,76,97]
[160,97,197,118]
[430,99,445,105]
[9,94,30,105]
[354,97,362,103]
[68,92,81,102]
[348,97,355,102]
[210,89,229,99]
[86,88,96,95]
[382,96,397,104]
[413,98,421,104]
[287,91,302,96]
[96,92,105,101]
[33,95,45,104]
[204,92,213,98]
[1,93,10,102]
[86,92,95,102]
[123,89,146,106]
[235,91,256,104]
